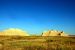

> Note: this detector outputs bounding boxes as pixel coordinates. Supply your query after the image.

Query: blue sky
[0,0,75,35]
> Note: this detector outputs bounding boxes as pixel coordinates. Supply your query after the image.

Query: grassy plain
[0,36,75,50]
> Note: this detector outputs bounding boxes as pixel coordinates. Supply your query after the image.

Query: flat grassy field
[0,36,75,50]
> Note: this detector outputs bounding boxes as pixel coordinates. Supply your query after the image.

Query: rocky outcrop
[42,30,68,36]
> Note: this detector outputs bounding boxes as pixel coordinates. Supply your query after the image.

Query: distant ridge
[0,28,70,36]
[0,28,29,36]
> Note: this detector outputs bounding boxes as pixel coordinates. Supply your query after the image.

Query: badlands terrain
[0,28,75,50]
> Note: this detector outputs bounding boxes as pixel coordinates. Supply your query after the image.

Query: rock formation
[0,28,29,36]
[42,30,68,36]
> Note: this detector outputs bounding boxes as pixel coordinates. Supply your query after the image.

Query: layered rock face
[0,28,29,36]
[42,30,68,36]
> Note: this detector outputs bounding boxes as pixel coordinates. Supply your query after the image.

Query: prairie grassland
[0,36,75,50]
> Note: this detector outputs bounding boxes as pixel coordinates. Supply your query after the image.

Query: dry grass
[0,36,75,50]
